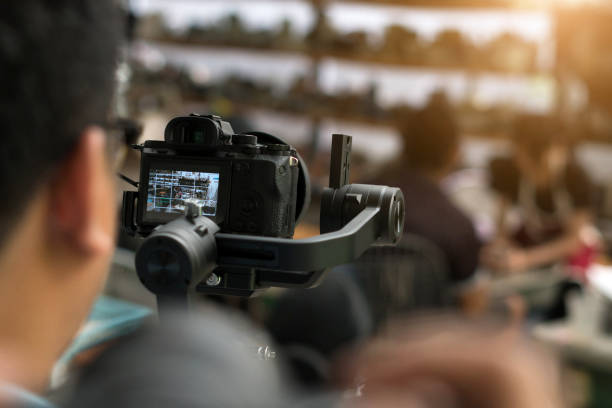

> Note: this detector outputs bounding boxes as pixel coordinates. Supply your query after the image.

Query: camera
[129,113,302,238]
[122,114,404,303]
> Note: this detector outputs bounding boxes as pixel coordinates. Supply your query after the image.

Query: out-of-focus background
[107,1,612,406]
[120,0,612,230]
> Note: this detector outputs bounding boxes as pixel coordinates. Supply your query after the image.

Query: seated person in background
[361,92,483,319]
[483,114,599,277]
[264,96,484,383]
[375,93,481,285]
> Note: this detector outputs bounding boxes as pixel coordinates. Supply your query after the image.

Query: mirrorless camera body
[128,114,301,238]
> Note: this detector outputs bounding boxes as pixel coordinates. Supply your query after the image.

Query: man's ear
[49,127,116,256]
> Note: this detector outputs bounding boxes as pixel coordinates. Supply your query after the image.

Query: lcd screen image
[146,169,219,217]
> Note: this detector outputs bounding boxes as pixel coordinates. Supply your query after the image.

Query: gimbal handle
[136,184,404,300]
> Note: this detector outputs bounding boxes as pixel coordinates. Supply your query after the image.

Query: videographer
[0,1,563,407]
[0,0,121,402]
[0,2,297,406]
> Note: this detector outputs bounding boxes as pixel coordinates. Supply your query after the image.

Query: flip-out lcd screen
[146,169,220,217]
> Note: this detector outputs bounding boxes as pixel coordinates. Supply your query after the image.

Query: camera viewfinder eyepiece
[164,114,234,146]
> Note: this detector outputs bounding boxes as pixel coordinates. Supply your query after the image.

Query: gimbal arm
[216,206,380,273]
[136,183,404,298]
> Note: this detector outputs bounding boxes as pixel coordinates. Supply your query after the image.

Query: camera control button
[194,225,208,237]
[233,134,258,145]
[241,198,257,214]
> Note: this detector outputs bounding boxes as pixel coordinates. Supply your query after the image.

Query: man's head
[400,91,460,178]
[0,0,122,391]
[511,114,569,186]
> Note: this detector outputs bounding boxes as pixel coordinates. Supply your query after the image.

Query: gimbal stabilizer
[131,134,405,313]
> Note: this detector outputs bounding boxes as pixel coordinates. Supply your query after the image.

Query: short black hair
[400,92,459,173]
[512,114,565,161]
[0,1,122,246]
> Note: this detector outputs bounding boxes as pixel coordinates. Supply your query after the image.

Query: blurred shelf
[333,0,540,10]
[147,0,542,10]
[314,49,544,77]
[180,97,510,139]
[148,39,547,78]
[184,97,395,127]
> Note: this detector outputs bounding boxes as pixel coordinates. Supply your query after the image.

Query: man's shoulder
[67,307,291,407]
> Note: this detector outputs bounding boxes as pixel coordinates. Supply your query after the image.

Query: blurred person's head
[0,0,121,391]
[335,316,563,408]
[400,92,459,179]
[511,114,569,187]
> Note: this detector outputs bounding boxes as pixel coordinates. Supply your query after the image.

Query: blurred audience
[68,311,564,408]
[335,317,563,408]
[483,114,600,277]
